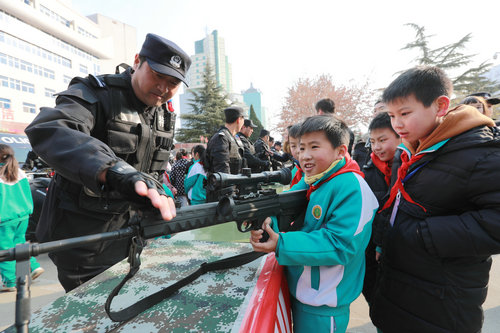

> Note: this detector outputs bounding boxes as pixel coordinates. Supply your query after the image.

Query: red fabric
[239,253,292,333]
[370,152,392,186]
[290,164,303,187]
[381,151,427,212]
[306,155,364,201]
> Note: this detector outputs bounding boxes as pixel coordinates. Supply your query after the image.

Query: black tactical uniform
[204,126,244,202]
[253,137,271,172]
[236,132,268,173]
[25,68,176,290]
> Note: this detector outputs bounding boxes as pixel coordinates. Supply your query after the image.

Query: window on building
[79,64,88,74]
[63,75,72,84]
[0,75,7,87]
[45,88,55,98]
[23,102,36,114]
[0,97,11,109]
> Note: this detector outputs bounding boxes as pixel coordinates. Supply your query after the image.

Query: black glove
[106,161,166,204]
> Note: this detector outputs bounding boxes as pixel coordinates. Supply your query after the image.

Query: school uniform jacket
[371,106,500,333]
[184,160,206,205]
[275,157,378,316]
[0,169,33,224]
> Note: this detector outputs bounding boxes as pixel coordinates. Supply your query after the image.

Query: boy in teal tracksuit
[184,145,207,205]
[251,115,378,332]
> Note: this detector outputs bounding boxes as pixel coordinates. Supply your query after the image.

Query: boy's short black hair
[193,144,205,157]
[299,115,349,148]
[315,98,335,114]
[383,66,453,107]
[288,123,302,138]
[368,112,399,137]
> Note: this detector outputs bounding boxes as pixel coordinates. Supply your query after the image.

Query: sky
[72,0,500,129]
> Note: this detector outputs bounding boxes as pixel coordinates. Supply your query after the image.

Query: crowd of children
[250,66,500,333]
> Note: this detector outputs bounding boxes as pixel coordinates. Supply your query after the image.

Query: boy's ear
[338,144,347,158]
[436,96,450,117]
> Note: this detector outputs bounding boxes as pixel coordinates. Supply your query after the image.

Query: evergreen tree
[402,23,500,99]
[248,105,264,142]
[176,63,231,142]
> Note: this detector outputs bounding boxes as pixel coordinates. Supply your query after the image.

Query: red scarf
[306,156,364,200]
[380,150,426,212]
[370,152,392,186]
[290,164,303,187]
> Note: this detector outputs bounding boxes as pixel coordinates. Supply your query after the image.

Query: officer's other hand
[135,181,176,221]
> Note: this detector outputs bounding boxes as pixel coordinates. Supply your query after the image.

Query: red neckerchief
[290,163,303,187]
[380,150,426,212]
[306,155,364,201]
[370,152,391,186]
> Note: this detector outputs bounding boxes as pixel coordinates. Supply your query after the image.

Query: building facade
[0,0,135,133]
[179,30,236,128]
[242,83,267,128]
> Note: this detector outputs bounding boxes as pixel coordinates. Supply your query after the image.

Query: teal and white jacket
[274,157,378,316]
[184,160,206,205]
[0,168,33,225]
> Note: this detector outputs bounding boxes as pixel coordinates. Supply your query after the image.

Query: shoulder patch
[55,82,99,104]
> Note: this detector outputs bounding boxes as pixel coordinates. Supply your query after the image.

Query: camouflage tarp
[4,239,263,333]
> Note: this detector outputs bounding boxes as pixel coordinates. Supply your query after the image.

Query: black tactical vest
[87,70,175,177]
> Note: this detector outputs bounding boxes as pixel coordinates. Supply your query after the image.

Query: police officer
[253,129,272,171]
[204,107,245,201]
[236,119,269,173]
[25,33,191,292]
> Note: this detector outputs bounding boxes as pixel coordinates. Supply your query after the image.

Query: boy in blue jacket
[250,115,378,333]
[370,66,500,333]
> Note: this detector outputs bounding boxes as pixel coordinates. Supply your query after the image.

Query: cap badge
[170,55,182,69]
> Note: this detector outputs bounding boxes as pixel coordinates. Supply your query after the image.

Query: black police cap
[139,33,192,86]
[244,119,257,128]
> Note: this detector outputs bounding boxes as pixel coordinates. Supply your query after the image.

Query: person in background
[288,123,303,188]
[184,145,207,205]
[361,112,400,331]
[204,106,245,202]
[370,66,500,333]
[467,92,500,119]
[236,119,269,173]
[460,95,492,118]
[253,129,272,172]
[352,99,387,167]
[0,144,44,292]
[169,149,190,207]
[250,115,378,333]
[315,98,355,155]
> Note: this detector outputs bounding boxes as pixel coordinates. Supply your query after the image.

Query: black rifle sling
[105,237,265,322]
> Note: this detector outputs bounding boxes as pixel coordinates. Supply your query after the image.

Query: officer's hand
[250,217,278,253]
[135,181,176,221]
[106,161,176,220]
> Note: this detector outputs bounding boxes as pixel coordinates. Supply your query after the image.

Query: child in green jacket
[0,144,44,291]
[250,115,378,333]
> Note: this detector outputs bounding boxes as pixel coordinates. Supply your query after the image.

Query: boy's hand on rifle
[250,217,278,253]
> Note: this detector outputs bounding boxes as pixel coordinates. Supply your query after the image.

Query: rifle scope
[208,167,292,189]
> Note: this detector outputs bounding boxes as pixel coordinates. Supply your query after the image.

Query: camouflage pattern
[4,239,263,332]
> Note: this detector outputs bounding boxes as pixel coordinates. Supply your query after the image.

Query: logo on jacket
[170,55,182,69]
[158,114,165,128]
[312,205,322,220]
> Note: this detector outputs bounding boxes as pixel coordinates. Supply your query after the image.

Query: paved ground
[1,254,499,332]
